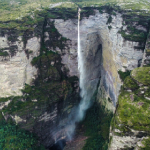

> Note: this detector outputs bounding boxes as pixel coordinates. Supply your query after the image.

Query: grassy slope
[0,0,150,22]
[111,67,150,149]
[0,0,150,31]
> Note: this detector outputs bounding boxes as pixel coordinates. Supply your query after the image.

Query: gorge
[0,0,150,150]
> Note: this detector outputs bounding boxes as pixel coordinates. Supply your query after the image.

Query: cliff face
[0,15,80,148]
[54,8,148,106]
[0,34,40,97]
[0,5,150,149]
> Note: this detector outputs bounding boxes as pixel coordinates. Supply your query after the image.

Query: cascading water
[65,7,95,140]
[77,8,91,122]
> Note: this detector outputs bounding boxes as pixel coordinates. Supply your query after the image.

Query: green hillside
[0,0,150,22]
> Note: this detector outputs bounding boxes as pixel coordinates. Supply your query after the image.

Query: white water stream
[58,8,96,142]
[77,7,93,122]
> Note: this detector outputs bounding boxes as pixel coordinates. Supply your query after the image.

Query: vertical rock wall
[0,19,80,148]
[0,32,40,97]
[54,9,147,109]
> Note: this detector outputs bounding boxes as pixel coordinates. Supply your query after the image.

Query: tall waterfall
[64,8,97,142]
[77,8,88,121]
[77,7,92,122]
[52,7,101,146]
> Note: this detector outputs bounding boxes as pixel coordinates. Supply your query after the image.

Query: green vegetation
[108,25,112,30]
[0,6,77,32]
[114,91,150,132]
[118,12,150,43]
[131,67,150,85]
[123,76,139,90]
[0,15,44,31]
[80,7,95,19]
[145,87,150,98]
[43,21,69,50]
[0,120,45,150]
[0,0,150,30]
[140,138,150,150]
[106,15,112,24]
[0,51,9,56]
[119,29,147,42]
[82,101,113,150]
[111,67,150,149]
[118,70,131,81]
[1,0,150,149]
[0,1,77,31]
[1,23,78,126]
[48,8,77,20]
[98,4,121,14]
[0,18,79,149]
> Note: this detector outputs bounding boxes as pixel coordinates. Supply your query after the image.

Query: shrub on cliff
[0,121,46,150]
[118,70,131,81]
[123,76,139,90]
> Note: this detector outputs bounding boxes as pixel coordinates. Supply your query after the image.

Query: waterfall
[77,8,88,122]
[51,6,102,146]
[77,7,92,122]
[60,8,96,142]
[62,8,83,141]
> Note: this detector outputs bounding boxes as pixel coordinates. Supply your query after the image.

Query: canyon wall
[0,17,80,147]
[0,5,149,149]
[0,34,40,97]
